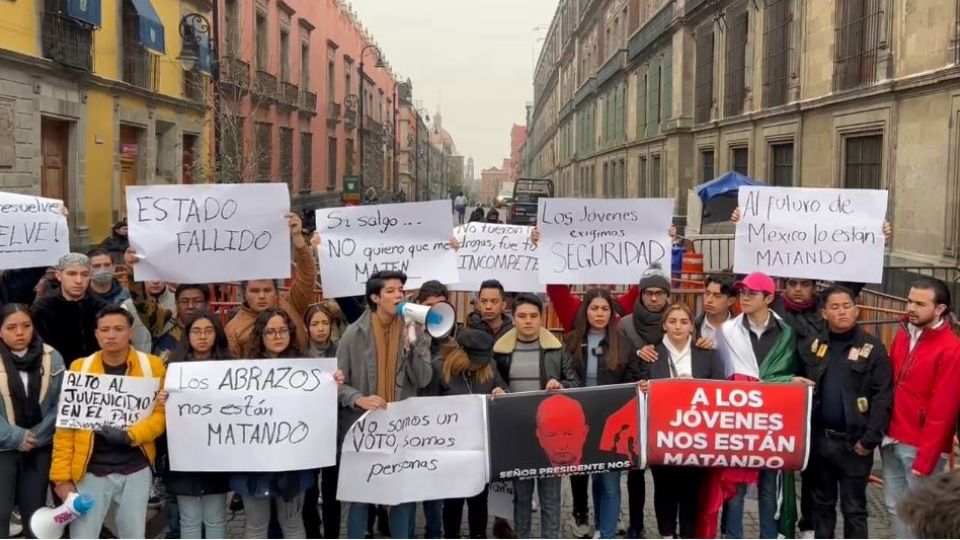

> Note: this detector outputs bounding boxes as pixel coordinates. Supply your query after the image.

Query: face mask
[91,269,113,285]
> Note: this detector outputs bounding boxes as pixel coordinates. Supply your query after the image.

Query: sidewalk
[167,473,892,539]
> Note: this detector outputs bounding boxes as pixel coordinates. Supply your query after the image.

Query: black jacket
[569,335,642,385]
[467,312,515,342]
[32,293,109,363]
[156,436,229,496]
[0,267,46,305]
[439,359,508,396]
[799,326,893,450]
[493,328,580,390]
[646,342,726,381]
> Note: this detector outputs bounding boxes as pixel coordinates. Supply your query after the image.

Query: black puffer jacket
[32,293,108,363]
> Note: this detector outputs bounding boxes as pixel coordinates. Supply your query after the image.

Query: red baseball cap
[734,272,776,295]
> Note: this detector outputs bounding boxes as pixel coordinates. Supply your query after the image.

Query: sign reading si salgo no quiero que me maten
[536,198,674,285]
[315,200,460,298]
[126,183,292,283]
[164,358,338,472]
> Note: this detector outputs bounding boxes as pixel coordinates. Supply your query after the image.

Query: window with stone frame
[834,0,885,91]
[843,134,883,190]
[724,3,750,117]
[695,24,715,124]
[762,0,793,107]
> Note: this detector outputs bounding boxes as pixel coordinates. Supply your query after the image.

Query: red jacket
[546,284,639,332]
[887,318,960,475]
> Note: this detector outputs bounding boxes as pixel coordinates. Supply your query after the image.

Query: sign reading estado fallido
[734,186,888,283]
[0,191,69,270]
[316,200,460,298]
[164,358,338,472]
[126,183,292,283]
[537,198,674,285]
[55,371,160,430]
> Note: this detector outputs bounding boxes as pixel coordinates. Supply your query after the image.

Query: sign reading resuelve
[645,379,811,470]
[734,186,888,283]
[165,358,338,472]
[316,200,459,298]
[0,191,69,270]
[55,372,159,430]
[536,198,674,285]
[126,183,292,283]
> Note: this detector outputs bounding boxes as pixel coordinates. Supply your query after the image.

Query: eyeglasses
[264,327,291,338]
[642,290,667,299]
[189,328,216,337]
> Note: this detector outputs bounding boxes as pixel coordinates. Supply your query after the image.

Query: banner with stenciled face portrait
[487,384,645,481]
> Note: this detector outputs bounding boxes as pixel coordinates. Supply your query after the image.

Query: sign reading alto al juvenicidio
[536,198,674,285]
[645,379,811,470]
[55,372,159,430]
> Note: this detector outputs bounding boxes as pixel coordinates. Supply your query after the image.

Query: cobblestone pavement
[185,473,892,539]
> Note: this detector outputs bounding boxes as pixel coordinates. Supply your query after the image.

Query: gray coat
[0,344,66,450]
[336,310,433,437]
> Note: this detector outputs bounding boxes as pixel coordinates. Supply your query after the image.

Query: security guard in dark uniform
[799,284,893,539]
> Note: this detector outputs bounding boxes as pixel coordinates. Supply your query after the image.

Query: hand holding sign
[0,191,69,269]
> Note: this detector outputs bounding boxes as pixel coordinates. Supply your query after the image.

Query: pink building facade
[509,124,527,182]
[216,0,398,212]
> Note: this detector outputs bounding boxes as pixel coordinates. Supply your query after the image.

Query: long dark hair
[0,303,40,350]
[247,308,302,358]
[168,311,232,363]
[564,288,622,371]
[304,303,339,346]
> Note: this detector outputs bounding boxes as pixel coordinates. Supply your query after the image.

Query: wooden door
[40,119,69,201]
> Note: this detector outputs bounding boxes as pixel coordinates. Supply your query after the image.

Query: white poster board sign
[0,192,69,269]
[450,223,543,293]
[126,183,291,283]
[338,395,488,505]
[537,198,674,285]
[734,187,888,283]
[316,201,459,297]
[165,358,338,472]
[488,481,515,521]
[55,371,159,430]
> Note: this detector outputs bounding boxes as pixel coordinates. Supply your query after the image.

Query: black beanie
[638,262,670,291]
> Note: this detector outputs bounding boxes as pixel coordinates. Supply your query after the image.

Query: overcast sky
[348,0,559,176]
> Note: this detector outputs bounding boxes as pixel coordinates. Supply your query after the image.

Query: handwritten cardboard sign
[450,223,543,293]
[55,371,159,430]
[316,201,460,297]
[164,358,338,472]
[0,191,69,269]
[126,183,292,283]
[645,379,811,470]
[337,395,488,505]
[734,186,888,283]
[537,198,674,285]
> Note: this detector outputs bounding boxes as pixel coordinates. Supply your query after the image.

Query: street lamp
[178,12,219,177]
[358,44,384,191]
[393,79,411,198]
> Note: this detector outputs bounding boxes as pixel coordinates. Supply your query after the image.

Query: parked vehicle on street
[507,178,554,225]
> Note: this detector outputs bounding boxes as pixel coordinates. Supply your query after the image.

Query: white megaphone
[30,492,95,539]
[396,301,457,338]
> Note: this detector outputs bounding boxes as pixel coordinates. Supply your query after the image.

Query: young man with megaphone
[336,270,434,539]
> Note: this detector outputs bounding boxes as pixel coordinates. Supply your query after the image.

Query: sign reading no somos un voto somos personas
[126,183,292,283]
[0,191,69,270]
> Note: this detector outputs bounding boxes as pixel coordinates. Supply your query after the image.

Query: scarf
[371,313,401,403]
[632,299,665,345]
[307,340,333,358]
[0,337,44,428]
[779,292,815,313]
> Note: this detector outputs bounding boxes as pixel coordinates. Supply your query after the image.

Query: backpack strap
[39,345,52,404]
[136,351,152,378]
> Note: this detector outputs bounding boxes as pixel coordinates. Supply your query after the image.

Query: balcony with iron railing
[221,56,250,90]
[122,44,159,91]
[361,116,383,135]
[254,70,277,101]
[279,81,298,109]
[299,90,317,116]
[41,11,93,71]
[326,101,341,125]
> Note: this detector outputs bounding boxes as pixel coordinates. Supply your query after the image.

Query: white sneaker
[8,509,22,538]
[800,531,815,540]
[531,499,539,512]
[568,516,592,539]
